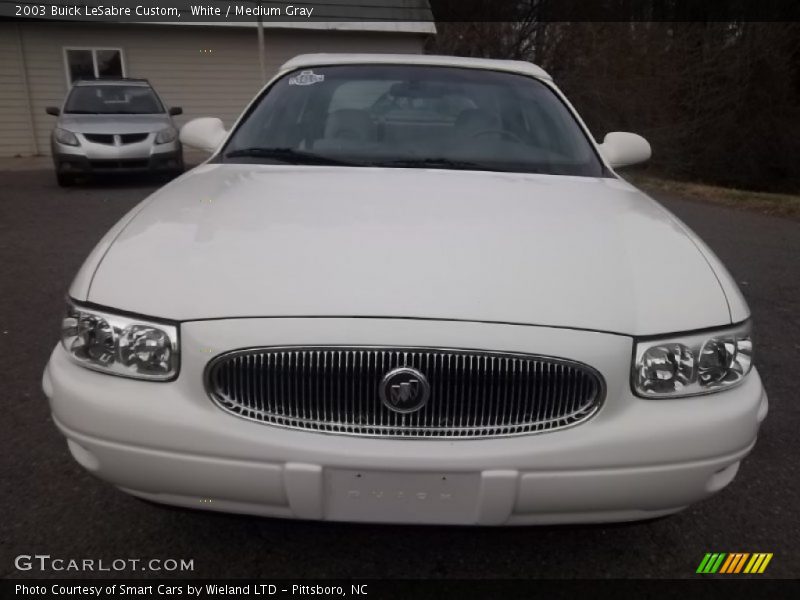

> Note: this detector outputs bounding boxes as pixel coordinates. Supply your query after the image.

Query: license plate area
[325,468,481,524]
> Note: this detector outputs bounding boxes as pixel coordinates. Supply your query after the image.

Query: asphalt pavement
[1,167,798,579]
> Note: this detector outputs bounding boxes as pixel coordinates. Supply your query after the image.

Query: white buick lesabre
[43,54,768,525]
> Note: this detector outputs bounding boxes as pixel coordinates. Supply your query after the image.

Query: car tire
[56,172,74,187]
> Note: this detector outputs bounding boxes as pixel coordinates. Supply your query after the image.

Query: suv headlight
[633,322,753,398]
[54,128,79,146]
[61,301,179,381]
[155,127,177,144]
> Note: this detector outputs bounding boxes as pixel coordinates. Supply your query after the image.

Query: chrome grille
[205,347,604,438]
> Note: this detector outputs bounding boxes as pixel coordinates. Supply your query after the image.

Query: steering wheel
[471,129,523,143]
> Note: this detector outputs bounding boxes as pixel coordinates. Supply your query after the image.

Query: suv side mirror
[169,106,183,116]
[45,106,60,116]
[180,117,227,153]
[598,132,651,168]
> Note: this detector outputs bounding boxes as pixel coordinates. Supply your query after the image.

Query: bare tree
[427,17,800,192]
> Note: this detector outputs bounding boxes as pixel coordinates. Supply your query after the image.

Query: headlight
[155,127,177,144]
[61,302,179,381]
[633,322,753,398]
[54,128,79,146]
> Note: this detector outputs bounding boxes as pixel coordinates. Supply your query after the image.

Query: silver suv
[46,78,183,186]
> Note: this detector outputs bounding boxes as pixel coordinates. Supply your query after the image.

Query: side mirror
[179,117,227,153]
[46,106,60,116]
[598,132,651,168]
[169,106,183,116]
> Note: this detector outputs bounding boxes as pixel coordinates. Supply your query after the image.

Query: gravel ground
[1,168,798,579]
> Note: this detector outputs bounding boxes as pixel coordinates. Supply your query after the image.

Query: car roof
[280,54,553,81]
[73,78,152,87]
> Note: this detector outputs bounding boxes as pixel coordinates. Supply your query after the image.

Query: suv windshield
[222,65,605,176]
[64,85,164,114]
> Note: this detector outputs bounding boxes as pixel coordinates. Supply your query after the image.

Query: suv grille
[120,133,149,143]
[84,133,114,144]
[83,133,149,144]
[206,347,604,438]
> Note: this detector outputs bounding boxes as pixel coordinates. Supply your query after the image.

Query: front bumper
[43,318,768,525]
[52,134,182,174]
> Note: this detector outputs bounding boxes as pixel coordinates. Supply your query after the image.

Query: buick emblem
[379,367,430,414]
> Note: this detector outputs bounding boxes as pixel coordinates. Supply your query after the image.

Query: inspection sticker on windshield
[289,70,325,86]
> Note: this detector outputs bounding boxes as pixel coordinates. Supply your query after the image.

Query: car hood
[58,113,171,134]
[83,164,733,335]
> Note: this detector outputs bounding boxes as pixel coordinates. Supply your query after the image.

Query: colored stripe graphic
[744,553,773,574]
[698,552,773,574]
[697,553,726,573]
[720,553,749,573]
[719,554,736,573]
[696,553,713,573]
[735,553,750,573]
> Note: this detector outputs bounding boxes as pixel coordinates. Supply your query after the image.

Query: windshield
[222,65,605,176]
[64,85,164,114]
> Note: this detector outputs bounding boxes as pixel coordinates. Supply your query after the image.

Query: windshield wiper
[224,147,358,166]
[64,110,100,114]
[374,158,501,172]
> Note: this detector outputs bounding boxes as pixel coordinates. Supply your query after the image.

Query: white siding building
[0,16,434,157]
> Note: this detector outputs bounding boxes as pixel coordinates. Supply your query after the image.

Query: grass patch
[624,173,800,220]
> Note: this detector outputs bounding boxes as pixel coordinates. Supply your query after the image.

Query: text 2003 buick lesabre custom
[43,54,768,525]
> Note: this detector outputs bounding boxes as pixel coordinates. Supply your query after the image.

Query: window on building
[64,48,124,85]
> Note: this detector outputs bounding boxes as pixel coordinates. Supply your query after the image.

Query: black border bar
[4,579,800,599]
[1,0,799,23]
